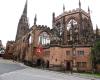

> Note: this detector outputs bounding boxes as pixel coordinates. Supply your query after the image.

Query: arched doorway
[36,58,44,67]
[66,19,79,44]
[66,61,71,70]
[36,59,41,66]
[46,60,49,68]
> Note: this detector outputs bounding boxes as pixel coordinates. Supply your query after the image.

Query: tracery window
[67,19,78,30]
[66,19,79,42]
[38,32,50,45]
[56,22,63,36]
[59,24,63,36]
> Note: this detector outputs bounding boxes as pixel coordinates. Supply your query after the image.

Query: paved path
[0,59,26,74]
[0,67,100,80]
[0,59,100,80]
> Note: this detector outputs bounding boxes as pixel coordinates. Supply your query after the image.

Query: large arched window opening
[38,32,50,45]
[27,34,32,45]
[29,36,32,44]
[67,19,78,30]
[56,22,63,36]
[66,19,79,43]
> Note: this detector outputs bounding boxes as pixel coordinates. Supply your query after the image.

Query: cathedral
[5,0,100,72]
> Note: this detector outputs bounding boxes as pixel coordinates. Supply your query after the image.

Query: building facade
[6,0,100,72]
[0,40,5,57]
[4,41,15,59]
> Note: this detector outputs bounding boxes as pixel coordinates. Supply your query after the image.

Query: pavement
[0,58,100,80]
[0,58,27,75]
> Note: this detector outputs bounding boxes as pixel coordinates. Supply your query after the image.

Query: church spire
[15,0,29,41]
[23,0,27,16]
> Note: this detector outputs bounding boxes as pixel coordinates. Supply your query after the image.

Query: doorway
[46,60,49,68]
[36,59,42,66]
[36,59,45,67]
[66,61,71,70]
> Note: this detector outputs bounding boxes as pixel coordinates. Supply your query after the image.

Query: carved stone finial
[63,4,65,12]
[79,0,81,9]
[88,6,90,15]
[34,14,37,25]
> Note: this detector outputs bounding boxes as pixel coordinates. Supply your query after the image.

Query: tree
[91,41,100,70]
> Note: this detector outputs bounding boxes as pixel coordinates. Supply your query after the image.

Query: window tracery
[38,32,50,45]
[66,19,79,44]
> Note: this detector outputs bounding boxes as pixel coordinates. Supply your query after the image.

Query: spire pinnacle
[34,14,37,25]
[63,4,65,12]
[52,12,55,22]
[79,0,81,9]
[52,12,55,28]
[88,6,90,14]
[96,24,99,36]
[96,24,98,29]
[23,0,27,16]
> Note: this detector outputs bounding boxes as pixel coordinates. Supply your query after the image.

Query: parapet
[56,8,89,20]
[33,25,51,31]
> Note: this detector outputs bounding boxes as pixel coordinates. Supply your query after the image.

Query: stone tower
[52,0,94,45]
[15,0,29,41]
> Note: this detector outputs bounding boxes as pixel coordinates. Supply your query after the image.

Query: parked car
[0,50,5,54]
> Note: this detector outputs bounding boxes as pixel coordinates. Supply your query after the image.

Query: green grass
[80,72,100,78]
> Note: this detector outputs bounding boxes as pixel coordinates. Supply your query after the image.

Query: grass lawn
[80,72,100,78]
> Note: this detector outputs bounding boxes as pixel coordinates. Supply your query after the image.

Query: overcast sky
[0,0,100,46]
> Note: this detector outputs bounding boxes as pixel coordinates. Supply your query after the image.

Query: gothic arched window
[67,19,78,31]
[66,19,79,42]
[56,22,63,36]
[38,32,50,45]
[29,35,32,44]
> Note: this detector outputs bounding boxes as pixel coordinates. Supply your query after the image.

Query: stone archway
[36,58,45,67]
